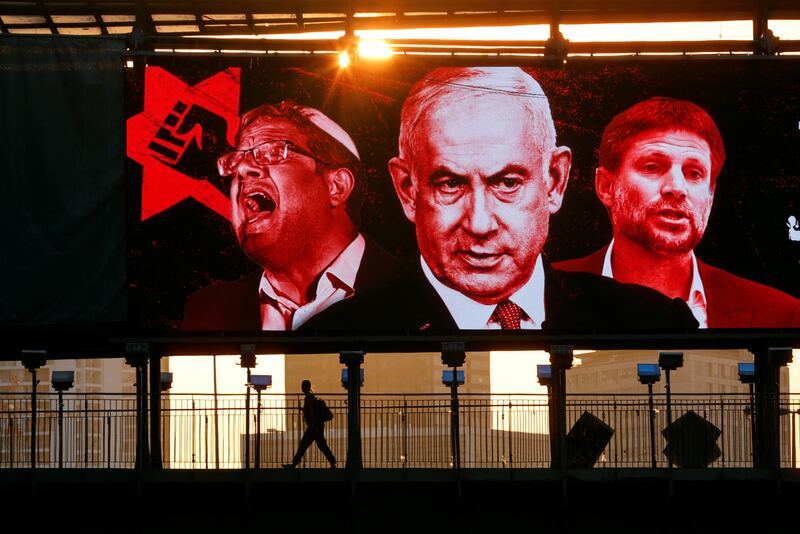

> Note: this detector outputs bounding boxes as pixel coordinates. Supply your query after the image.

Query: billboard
[127,57,800,339]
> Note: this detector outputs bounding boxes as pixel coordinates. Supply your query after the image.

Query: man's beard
[611,192,709,256]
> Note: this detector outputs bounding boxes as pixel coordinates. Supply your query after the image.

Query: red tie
[492,300,522,330]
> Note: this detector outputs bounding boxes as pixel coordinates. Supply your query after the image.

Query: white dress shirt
[602,239,708,328]
[258,234,365,330]
[421,255,546,329]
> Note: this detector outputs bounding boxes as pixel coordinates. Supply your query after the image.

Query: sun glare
[337,49,351,68]
[358,39,393,59]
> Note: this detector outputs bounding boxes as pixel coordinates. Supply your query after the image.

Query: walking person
[284,379,337,468]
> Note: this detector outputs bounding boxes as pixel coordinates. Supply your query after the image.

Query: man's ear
[595,166,614,209]
[325,168,355,208]
[546,146,572,214]
[388,156,417,223]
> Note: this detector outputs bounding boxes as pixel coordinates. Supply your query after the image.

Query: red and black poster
[125,56,800,337]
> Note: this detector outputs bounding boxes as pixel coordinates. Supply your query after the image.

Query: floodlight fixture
[537,364,552,387]
[341,368,365,390]
[239,344,257,369]
[442,369,465,387]
[21,349,46,372]
[249,374,272,392]
[160,372,173,392]
[658,351,684,371]
[441,341,466,368]
[738,362,755,384]
[124,343,148,367]
[51,370,74,392]
[637,364,661,385]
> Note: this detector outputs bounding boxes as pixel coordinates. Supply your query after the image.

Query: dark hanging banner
[0,35,126,325]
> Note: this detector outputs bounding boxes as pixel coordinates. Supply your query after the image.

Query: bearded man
[555,97,800,328]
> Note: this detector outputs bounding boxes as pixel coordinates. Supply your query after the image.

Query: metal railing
[1,392,798,469]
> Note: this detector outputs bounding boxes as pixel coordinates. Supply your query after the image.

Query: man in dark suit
[183,101,403,330]
[555,97,800,328]
[303,68,697,333]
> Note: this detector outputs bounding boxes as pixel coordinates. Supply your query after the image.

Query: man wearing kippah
[182,101,402,331]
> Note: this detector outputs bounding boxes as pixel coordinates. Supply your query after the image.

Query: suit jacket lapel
[404,261,459,332]
[242,270,264,330]
[583,246,607,275]
[697,261,752,328]
[541,262,595,330]
[353,235,404,293]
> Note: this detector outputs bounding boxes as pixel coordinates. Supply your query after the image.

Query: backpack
[317,398,334,422]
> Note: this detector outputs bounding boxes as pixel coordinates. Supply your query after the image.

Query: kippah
[298,106,360,160]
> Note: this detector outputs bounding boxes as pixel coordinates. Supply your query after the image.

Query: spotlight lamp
[239,344,257,369]
[160,372,173,392]
[737,363,755,384]
[637,363,661,385]
[441,341,467,368]
[21,349,47,373]
[442,369,465,387]
[537,364,552,387]
[341,368,365,390]
[249,374,272,392]
[658,351,684,371]
[51,371,74,392]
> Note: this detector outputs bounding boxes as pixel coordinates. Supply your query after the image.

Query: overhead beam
[142,34,800,55]
[1,1,797,23]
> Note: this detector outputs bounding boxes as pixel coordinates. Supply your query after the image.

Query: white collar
[420,254,546,329]
[259,233,365,310]
[602,238,707,320]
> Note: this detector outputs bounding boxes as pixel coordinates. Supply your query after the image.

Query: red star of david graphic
[126,67,241,221]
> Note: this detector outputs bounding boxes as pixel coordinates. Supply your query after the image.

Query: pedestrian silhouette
[284,379,337,468]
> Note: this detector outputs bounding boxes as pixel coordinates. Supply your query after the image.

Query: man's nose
[660,164,688,198]
[236,153,268,181]
[462,189,498,237]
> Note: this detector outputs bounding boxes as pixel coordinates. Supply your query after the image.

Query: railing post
[508,400,513,468]
[9,417,14,468]
[22,350,46,469]
[752,346,793,469]
[149,348,163,469]
[340,351,365,470]
[83,396,88,468]
[255,390,262,469]
[58,390,64,468]
[239,344,256,469]
[441,342,466,471]
[402,397,408,468]
[719,394,725,468]
[125,343,150,470]
[647,384,657,469]
[548,345,573,469]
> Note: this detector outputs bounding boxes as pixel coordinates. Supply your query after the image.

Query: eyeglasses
[216,140,315,177]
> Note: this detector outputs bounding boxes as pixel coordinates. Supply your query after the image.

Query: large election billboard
[127,57,800,338]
